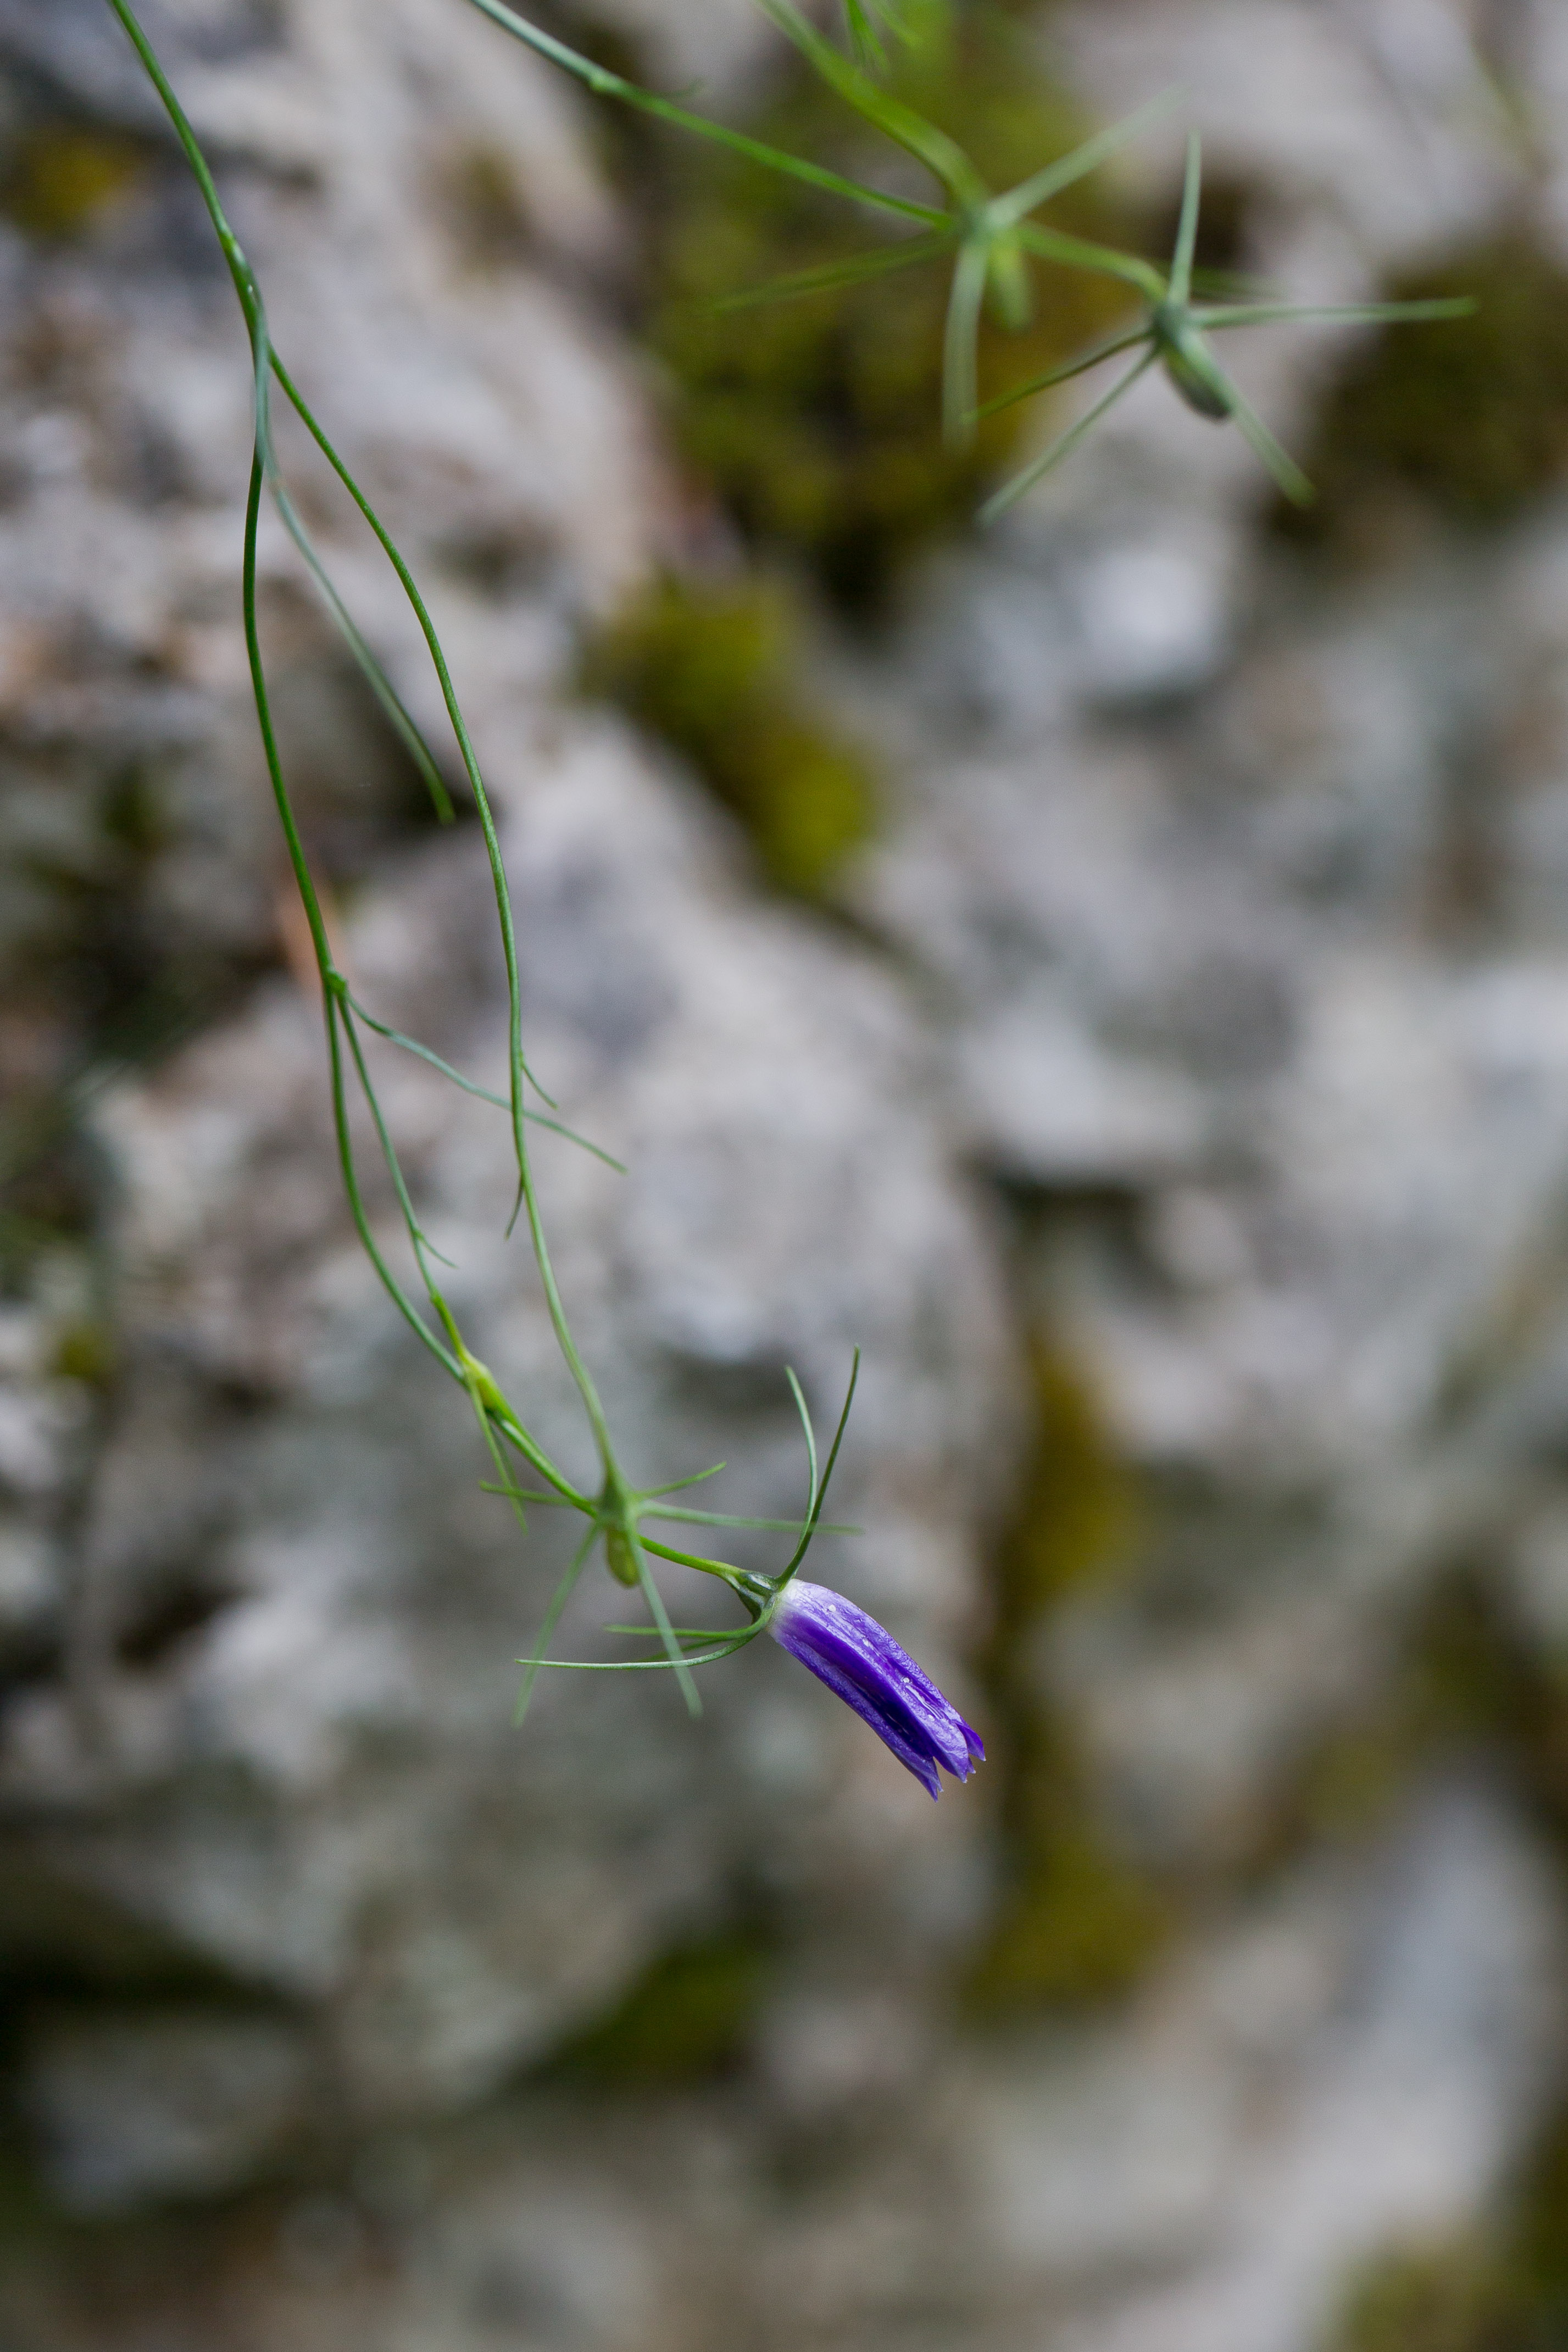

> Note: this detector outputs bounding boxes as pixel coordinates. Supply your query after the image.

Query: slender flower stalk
[768,1581,984,1799]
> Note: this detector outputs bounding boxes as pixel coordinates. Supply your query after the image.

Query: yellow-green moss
[1276,1581,1545,1862]
[1330,2238,1508,2352]
[1328,2104,1568,2350]
[965,1794,1169,2013]
[580,572,876,896]
[51,1320,115,1389]
[965,1342,1169,2018]
[1,128,144,240]
[649,1,1142,605]
[1286,232,1568,540]
[536,1931,768,2090]
[991,1342,1139,1630]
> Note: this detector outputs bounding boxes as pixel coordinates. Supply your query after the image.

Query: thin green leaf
[980,349,1156,523]
[1195,296,1476,330]
[632,1538,702,1714]
[320,978,458,1377]
[786,1367,820,1522]
[757,0,986,207]
[776,1349,859,1589]
[264,464,454,825]
[638,1505,860,1532]
[605,1623,749,1638]
[1169,130,1202,304]
[480,1481,586,1508]
[347,996,624,1169]
[1016,219,1165,299]
[513,1626,766,1671]
[1206,359,1315,503]
[337,998,438,1272]
[942,237,990,449]
[515,1520,599,1723]
[989,89,1184,230]
[708,230,955,312]
[640,1464,727,1498]
[974,320,1151,420]
[462,0,945,225]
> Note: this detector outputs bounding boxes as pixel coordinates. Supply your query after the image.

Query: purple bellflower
[768,1580,985,1800]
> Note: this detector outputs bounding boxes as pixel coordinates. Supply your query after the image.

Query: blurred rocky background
[5,1,1568,2347]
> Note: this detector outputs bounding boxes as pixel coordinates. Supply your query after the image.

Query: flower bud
[768,1579,984,1799]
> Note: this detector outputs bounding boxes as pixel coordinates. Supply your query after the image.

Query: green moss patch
[1275,1583,1523,1856]
[1285,232,1568,541]
[536,1931,769,2090]
[965,1343,1169,2018]
[1329,2104,1568,2350]
[965,1790,1169,2013]
[581,572,877,896]
[1330,2239,1510,2352]
[1,127,145,240]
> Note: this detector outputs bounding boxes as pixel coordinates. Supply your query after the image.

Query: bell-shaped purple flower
[768,1580,984,1799]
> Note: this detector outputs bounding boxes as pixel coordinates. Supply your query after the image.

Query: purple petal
[787,1643,944,1798]
[769,1581,984,1798]
[775,1583,979,1773]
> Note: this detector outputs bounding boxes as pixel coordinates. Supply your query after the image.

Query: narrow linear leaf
[1222,372,1316,503]
[757,0,985,205]
[776,1349,859,1589]
[1196,296,1477,330]
[463,0,945,225]
[633,1542,703,1714]
[515,1521,599,1723]
[942,237,990,449]
[708,230,955,313]
[989,89,1184,230]
[1169,130,1203,305]
[1016,219,1166,299]
[348,996,623,1169]
[638,1505,859,1532]
[975,321,1150,421]
[264,465,454,823]
[515,1628,767,1671]
[979,350,1156,524]
[641,1464,728,1498]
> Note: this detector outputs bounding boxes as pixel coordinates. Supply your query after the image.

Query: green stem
[461,0,946,226]
[108,0,623,1484]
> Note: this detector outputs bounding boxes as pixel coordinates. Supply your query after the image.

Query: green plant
[648,4,1138,603]
[99,0,1479,1743]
